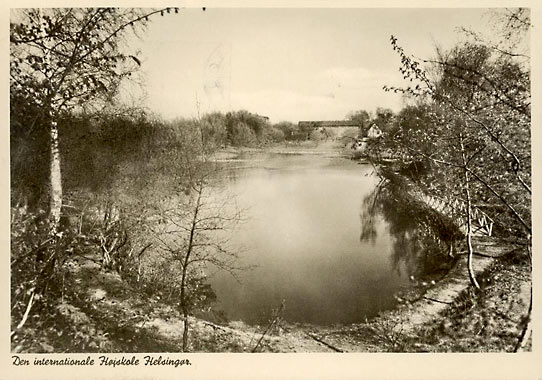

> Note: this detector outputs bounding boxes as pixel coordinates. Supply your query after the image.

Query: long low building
[298,120,361,128]
[298,120,362,139]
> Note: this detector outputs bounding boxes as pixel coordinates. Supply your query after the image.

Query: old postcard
[3,1,541,379]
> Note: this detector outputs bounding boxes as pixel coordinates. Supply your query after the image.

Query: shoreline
[12,143,531,353]
[202,145,532,352]
[147,145,532,352]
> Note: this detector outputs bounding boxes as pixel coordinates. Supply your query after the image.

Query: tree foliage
[10,7,181,349]
[347,109,371,129]
[10,8,172,115]
[382,9,531,240]
[11,7,179,228]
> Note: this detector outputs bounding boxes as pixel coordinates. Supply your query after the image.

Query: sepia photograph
[7,2,536,368]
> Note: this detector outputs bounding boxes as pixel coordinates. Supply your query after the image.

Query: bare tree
[150,166,245,352]
[145,114,247,352]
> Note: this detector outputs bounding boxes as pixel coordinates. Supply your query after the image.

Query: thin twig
[252,301,285,353]
[11,290,36,337]
[306,333,344,352]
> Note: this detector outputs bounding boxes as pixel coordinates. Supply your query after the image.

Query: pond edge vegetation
[10,8,531,352]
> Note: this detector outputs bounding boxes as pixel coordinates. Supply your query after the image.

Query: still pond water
[208,151,412,326]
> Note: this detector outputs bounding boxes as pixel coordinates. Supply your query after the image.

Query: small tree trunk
[182,311,189,352]
[460,132,480,290]
[11,290,36,337]
[179,182,203,352]
[465,171,480,289]
[466,220,480,289]
[180,271,190,352]
[49,117,63,236]
[179,250,191,351]
[514,287,532,352]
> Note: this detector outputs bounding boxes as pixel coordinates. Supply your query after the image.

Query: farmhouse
[351,124,383,154]
[367,123,383,139]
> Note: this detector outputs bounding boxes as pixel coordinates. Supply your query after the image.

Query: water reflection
[207,154,416,326]
[359,177,459,281]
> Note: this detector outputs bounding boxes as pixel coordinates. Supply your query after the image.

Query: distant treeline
[11,108,324,210]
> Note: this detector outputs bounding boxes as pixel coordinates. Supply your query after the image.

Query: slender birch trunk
[459,131,480,289]
[49,113,63,236]
[12,110,62,336]
[464,171,480,289]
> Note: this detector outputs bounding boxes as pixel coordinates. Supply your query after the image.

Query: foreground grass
[11,245,531,353]
[369,250,532,352]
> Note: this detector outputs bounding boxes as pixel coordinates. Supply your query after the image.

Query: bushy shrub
[229,121,257,147]
[263,126,285,143]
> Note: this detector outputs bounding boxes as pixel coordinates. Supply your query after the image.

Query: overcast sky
[131,8,494,123]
